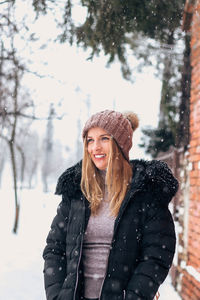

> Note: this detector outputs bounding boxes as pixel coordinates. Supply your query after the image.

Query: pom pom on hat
[82,110,139,161]
[123,111,139,132]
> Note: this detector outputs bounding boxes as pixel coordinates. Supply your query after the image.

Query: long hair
[81,137,133,216]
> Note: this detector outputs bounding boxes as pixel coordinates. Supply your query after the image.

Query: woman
[43,110,178,300]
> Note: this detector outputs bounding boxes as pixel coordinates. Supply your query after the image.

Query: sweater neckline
[99,169,106,178]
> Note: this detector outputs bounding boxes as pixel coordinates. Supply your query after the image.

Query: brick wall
[181,271,200,300]
[181,0,200,299]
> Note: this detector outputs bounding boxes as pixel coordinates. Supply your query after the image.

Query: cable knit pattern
[82,110,139,160]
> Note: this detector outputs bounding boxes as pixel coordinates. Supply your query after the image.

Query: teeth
[95,154,105,158]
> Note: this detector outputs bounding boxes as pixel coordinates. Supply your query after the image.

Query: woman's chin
[93,160,107,170]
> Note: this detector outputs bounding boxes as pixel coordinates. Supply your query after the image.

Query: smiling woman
[87,127,111,170]
[43,109,179,300]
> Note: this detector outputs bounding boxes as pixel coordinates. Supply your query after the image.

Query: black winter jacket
[43,159,178,300]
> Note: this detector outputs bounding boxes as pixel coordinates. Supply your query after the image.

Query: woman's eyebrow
[87,134,110,138]
[100,134,111,137]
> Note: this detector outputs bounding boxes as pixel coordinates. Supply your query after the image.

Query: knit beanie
[82,110,139,161]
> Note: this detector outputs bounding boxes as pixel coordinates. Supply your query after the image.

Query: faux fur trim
[131,159,179,205]
[55,159,179,206]
[55,161,82,197]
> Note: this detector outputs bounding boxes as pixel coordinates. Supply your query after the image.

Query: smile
[94,154,106,158]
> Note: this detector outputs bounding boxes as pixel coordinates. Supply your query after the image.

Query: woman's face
[87,127,112,170]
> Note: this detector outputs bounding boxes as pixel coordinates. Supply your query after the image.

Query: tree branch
[0,110,66,120]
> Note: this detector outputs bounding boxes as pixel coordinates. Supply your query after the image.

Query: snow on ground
[159,276,181,300]
[0,187,181,300]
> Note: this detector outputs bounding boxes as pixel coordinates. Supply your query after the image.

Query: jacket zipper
[73,232,84,300]
[73,197,85,300]
[98,189,139,300]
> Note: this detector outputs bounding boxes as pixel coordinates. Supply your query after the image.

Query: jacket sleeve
[125,203,176,300]
[43,195,70,300]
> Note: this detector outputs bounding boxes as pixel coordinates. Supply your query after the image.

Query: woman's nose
[93,140,101,150]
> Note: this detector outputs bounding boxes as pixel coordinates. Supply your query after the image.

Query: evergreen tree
[31,0,187,156]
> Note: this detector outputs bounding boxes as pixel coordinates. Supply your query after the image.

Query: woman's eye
[87,139,93,143]
[102,136,109,141]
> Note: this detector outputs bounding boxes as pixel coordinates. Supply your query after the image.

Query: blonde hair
[81,137,133,216]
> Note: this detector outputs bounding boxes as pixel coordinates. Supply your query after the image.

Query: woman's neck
[98,169,107,188]
[99,169,106,179]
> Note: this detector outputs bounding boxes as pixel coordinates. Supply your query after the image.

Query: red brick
[178,2,200,299]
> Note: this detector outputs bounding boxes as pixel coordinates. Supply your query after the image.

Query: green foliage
[31,0,187,157]
[32,0,185,66]
[32,0,47,14]
[139,31,184,157]
[140,124,176,158]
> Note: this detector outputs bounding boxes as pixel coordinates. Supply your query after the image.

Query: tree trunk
[0,154,5,188]
[158,33,175,129]
[9,140,19,234]
[10,66,20,234]
[42,173,48,193]
[16,144,25,190]
[177,33,191,148]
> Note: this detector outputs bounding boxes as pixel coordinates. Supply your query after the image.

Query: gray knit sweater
[82,175,116,299]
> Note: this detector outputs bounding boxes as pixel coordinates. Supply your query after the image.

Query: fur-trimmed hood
[55,159,178,206]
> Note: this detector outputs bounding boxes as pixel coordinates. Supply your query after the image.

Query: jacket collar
[55,159,178,206]
[55,160,82,197]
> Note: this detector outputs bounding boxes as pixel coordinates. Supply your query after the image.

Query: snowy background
[0,41,181,300]
[0,1,182,299]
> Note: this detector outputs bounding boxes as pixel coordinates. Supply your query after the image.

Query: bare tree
[0,0,67,232]
[0,139,7,187]
[22,130,40,189]
[0,2,35,233]
[0,47,34,233]
[41,103,55,193]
